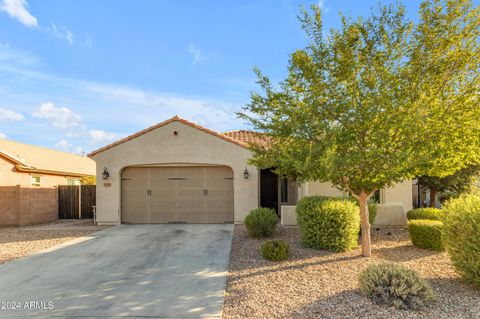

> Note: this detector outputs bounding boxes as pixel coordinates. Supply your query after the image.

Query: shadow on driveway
[0,224,233,318]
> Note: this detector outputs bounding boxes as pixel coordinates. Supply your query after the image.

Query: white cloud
[0,0,74,45]
[0,44,245,152]
[188,44,206,65]
[0,43,39,66]
[0,108,24,122]
[89,129,118,144]
[0,132,6,139]
[47,23,74,46]
[86,83,237,130]
[55,139,72,151]
[0,0,38,28]
[318,0,330,13]
[32,102,82,128]
[54,139,84,155]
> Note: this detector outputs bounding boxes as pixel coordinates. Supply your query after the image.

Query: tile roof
[0,139,96,176]
[222,130,269,146]
[88,116,249,157]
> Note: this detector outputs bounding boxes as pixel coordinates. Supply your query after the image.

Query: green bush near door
[296,196,360,252]
[244,207,278,238]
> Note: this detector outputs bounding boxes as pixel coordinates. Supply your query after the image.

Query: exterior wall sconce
[102,167,110,180]
[243,168,249,179]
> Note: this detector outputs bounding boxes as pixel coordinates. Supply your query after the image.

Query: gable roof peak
[88,116,249,157]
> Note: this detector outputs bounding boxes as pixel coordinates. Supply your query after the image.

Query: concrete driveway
[0,224,233,318]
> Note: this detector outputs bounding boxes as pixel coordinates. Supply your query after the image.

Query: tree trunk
[429,188,437,208]
[358,192,371,257]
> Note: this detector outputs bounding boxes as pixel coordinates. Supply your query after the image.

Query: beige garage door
[121,166,234,223]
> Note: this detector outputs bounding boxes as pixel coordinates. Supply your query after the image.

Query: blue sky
[0,0,474,154]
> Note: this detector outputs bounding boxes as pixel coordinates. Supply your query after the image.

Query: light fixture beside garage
[243,167,249,179]
[102,167,110,180]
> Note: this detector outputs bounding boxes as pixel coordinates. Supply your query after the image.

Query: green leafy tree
[418,164,480,207]
[240,0,480,257]
[81,175,96,185]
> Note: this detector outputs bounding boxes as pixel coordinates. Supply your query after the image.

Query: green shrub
[296,196,360,252]
[408,220,444,251]
[244,207,277,238]
[261,240,290,261]
[359,263,435,309]
[442,194,480,288]
[368,202,378,225]
[406,208,444,221]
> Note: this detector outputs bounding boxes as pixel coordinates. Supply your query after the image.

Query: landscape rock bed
[223,225,480,319]
[0,220,108,264]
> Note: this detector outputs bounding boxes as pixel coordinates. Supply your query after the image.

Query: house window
[372,190,381,203]
[67,178,81,186]
[281,177,288,202]
[31,176,41,187]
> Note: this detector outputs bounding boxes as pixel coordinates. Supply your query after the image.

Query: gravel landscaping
[223,225,480,319]
[0,220,109,264]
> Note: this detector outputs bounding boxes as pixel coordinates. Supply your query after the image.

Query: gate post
[78,185,82,219]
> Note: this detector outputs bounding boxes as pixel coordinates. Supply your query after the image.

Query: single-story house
[0,139,96,187]
[88,116,413,226]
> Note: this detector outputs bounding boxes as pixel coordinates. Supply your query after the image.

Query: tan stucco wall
[90,121,258,224]
[0,157,74,187]
[382,180,413,212]
[303,181,347,198]
[304,180,413,212]
[292,180,413,226]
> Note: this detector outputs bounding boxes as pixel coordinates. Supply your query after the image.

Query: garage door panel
[121,173,150,223]
[122,166,233,223]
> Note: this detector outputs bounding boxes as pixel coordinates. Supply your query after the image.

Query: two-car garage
[89,116,259,225]
[121,166,234,223]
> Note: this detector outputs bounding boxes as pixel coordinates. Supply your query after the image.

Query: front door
[260,169,278,213]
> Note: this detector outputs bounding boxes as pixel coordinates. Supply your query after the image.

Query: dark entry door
[260,169,278,213]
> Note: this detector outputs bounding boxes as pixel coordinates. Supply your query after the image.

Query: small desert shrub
[296,196,360,252]
[244,208,277,238]
[408,220,444,251]
[261,240,290,261]
[359,263,435,310]
[442,194,480,288]
[406,208,444,221]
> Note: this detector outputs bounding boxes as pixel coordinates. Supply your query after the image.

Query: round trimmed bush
[261,240,290,261]
[296,196,360,252]
[407,208,444,221]
[244,207,277,238]
[442,194,480,288]
[408,220,444,251]
[359,263,435,310]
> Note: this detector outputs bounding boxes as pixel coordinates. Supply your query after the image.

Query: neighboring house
[0,139,96,187]
[89,116,413,225]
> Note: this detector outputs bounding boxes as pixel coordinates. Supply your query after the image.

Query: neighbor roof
[88,116,249,157]
[0,139,96,177]
[223,130,269,146]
